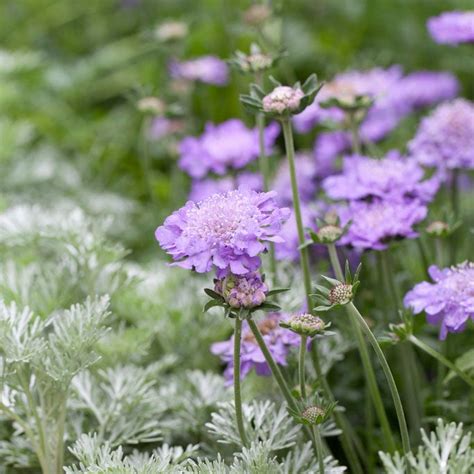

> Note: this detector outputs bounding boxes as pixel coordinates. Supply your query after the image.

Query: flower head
[229,44,280,75]
[329,284,353,305]
[427,11,474,45]
[211,313,300,384]
[179,119,279,178]
[301,406,326,424]
[262,86,304,114]
[214,272,268,309]
[322,151,439,203]
[155,189,290,275]
[154,21,188,42]
[404,262,474,340]
[338,200,427,250]
[280,313,327,337]
[169,55,229,85]
[409,99,474,171]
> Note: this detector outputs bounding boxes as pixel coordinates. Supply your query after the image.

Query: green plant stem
[280,118,312,311]
[55,395,67,474]
[233,318,248,447]
[408,335,474,388]
[416,239,430,278]
[348,112,362,155]
[299,335,308,400]
[328,244,396,453]
[450,169,459,217]
[139,117,156,205]
[347,302,412,465]
[313,425,326,474]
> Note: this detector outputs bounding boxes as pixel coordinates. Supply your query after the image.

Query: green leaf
[266,288,290,297]
[203,300,223,312]
[320,274,341,286]
[204,288,224,301]
[258,302,281,312]
[445,348,474,384]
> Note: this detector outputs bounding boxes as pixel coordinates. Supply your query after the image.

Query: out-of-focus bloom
[427,11,474,45]
[178,119,280,178]
[275,204,317,261]
[137,97,165,115]
[154,21,188,42]
[214,272,267,309]
[148,117,185,140]
[262,86,305,114]
[229,44,279,75]
[169,56,229,85]
[243,3,272,26]
[338,200,427,250]
[188,172,262,202]
[211,313,300,384]
[322,151,439,203]
[313,131,351,169]
[404,262,474,340]
[271,154,317,206]
[409,99,474,171]
[393,71,459,109]
[155,189,290,275]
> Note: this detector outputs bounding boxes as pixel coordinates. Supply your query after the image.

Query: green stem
[233,318,248,447]
[299,335,308,400]
[348,112,362,155]
[348,303,412,465]
[55,396,67,474]
[313,425,326,474]
[140,117,156,204]
[408,335,474,388]
[450,169,459,218]
[328,244,396,453]
[280,119,312,312]
[416,239,430,279]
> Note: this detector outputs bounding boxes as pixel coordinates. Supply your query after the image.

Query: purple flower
[148,117,184,140]
[271,154,317,206]
[322,151,439,204]
[179,120,280,179]
[404,262,474,340]
[214,272,267,309]
[427,11,474,45]
[338,200,427,250]
[408,99,474,170]
[155,189,290,275]
[313,131,351,167]
[188,172,263,202]
[211,313,300,384]
[169,55,229,85]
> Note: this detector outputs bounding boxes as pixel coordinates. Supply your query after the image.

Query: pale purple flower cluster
[427,11,474,45]
[211,313,300,384]
[155,189,290,275]
[179,119,280,178]
[188,172,263,202]
[262,86,304,114]
[322,151,439,204]
[338,200,427,250]
[169,55,229,85]
[404,262,474,340]
[214,272,267,309]
[409,99,474,171]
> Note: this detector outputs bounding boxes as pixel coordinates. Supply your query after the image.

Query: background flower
[427,11,474,45]
[169,55,229,85]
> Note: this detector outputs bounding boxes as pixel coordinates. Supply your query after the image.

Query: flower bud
[282,313,326,337]
[243,4,272,25]
[137,97,165,115]
[215,272,268,309]
[155,21,188,42]
[262,86,304,115]
[426,220,449,237]
[329,283,353,305]
[301,405,325,425]
[316,224,343,243]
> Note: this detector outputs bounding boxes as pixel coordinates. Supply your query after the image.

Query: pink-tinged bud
[262,86,304,114]
[329,283,353,305]
[215,272,268,309]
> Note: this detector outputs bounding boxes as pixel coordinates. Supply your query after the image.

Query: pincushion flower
[322,151,439,203]
[155,189,290,275]
[188,172,262,202]
[262,86,304,114]
[408,99,474,171]
[338,200,427,250]
[214,272,268,309]
[404,262,474,340]
[211,313,300,384]
[427,11,474,45]
[169,55,229,85]
[178,119,280,178]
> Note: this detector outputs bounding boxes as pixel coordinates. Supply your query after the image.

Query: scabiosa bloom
[178,119,280,178]
[155,189,290,275]
[188,172,263,202]
[404,262,474,340]
[409,99,474,171]
[338,200,427,250]
[322,151,439,203]
[271,154,317,206]
[427,11,474,45]
[211,313,300,384]
[214,272,267,309]
[313,131,351,168]
[262,86,304,114]
[169,55,229,85]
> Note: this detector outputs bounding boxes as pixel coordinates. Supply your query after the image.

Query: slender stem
[348,112,362,155]
[416,239,430,279]
[313,425,326,474]
[450,169,459,217]
[408,335,474,388]
[233,318,248,447]
[140,117,156,204]
[328,244,396,453]
[348,303,412,464]
[55,395,67,474]
[299,335,308,400]
[280,119,312,311]
[435,238,445,268]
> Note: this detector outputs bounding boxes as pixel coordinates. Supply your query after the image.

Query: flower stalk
[233,318,248,447]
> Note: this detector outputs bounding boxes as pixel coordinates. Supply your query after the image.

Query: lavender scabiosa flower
[214,272,268,309]
[338,200,427,251]
[427,11,474,45]
[313,131,351,167]
[211,313,300,384]
[188,172,262,202]
[404,262,474,340]
[262,86,305,114]
[322,151,440,204]
[178,119,280,178]
[155,189,290,275]
[169,55,229,85]
[408,99,474,170]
